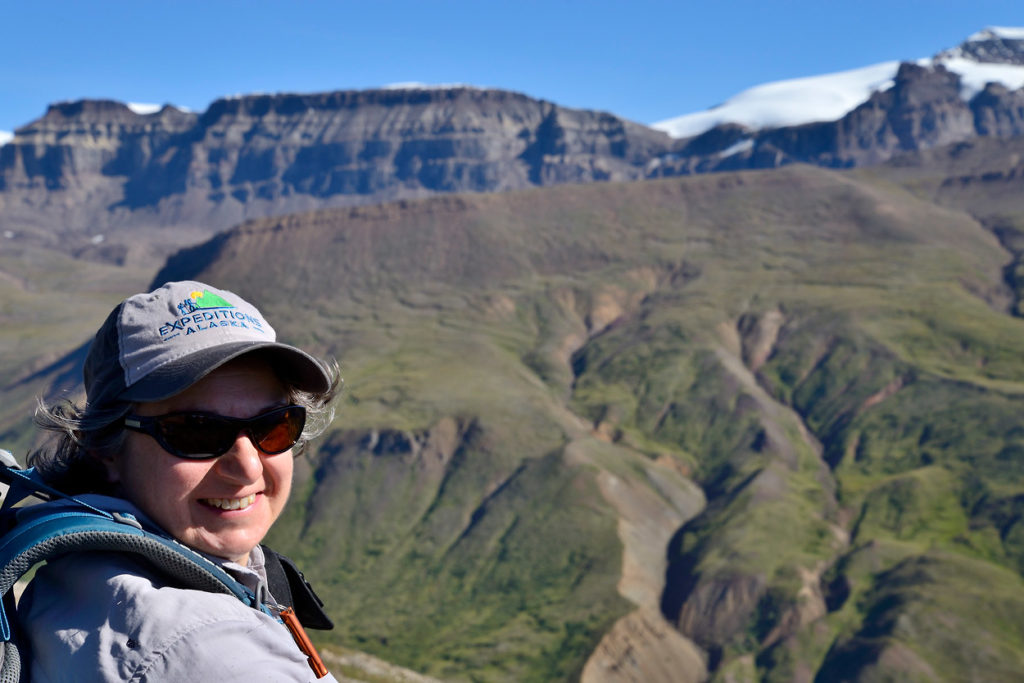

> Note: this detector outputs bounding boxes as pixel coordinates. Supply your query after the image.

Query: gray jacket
[17,498,337,682]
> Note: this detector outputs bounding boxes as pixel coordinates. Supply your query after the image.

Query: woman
[19,281,342,682]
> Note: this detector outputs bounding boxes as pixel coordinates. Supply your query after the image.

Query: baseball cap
[83,281,330,409]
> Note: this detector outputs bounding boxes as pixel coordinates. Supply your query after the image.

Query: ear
[93,449,122,484]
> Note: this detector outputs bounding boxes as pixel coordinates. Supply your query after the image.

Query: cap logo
[180,289,233,314]
[158,288,267,341]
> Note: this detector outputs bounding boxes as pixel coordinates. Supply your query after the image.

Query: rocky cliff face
[0,88,670,261]
[121,88,670,207]
[0,99,197,193]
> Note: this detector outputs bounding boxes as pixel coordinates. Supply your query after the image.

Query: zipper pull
[279,606,329,678]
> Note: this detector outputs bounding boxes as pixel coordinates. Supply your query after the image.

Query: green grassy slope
[5,160,1024,680]
[162,165,1024,680]
[0,246,151,454]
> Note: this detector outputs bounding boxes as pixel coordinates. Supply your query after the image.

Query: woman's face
[104,357,294,565]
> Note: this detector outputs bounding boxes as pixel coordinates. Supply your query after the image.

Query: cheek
[266,453,294,496]
[113,435,209,508]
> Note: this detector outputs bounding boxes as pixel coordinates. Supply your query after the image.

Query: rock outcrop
[581,608,707,683]
[0,88,670,261]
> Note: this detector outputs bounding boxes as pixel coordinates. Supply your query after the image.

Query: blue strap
[0,467,113,519]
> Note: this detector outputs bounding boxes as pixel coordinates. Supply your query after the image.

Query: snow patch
[127,102,162,115]
[968,26,1024,42]
[937,57,1024,98]
[382,82,475,91]
[0,131,11,147]
[719,138,754,158]
[652,61,900,139]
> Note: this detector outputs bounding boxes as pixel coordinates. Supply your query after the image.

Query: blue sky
[1,0,1022,135]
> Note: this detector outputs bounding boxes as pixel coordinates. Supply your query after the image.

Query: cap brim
[119,341,331,403]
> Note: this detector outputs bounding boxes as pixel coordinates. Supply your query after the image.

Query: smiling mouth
[202,493,257,511]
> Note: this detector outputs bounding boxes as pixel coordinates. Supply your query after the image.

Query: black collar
[261,545,334,630]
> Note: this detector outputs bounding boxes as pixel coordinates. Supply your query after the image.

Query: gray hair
[29,357,342,495]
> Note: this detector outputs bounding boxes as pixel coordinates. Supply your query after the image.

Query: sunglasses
[124,405,307,460]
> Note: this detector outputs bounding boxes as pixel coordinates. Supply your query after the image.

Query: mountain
[7,144,1024,679]
[652,27,1024,138]
[150,158,1024,680]
[0,89,670,264]
[646,27,1024,175]
[4,28,1024,271]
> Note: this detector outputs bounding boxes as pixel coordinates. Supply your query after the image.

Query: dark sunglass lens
[158,413,237,458]
[253,407,306,454]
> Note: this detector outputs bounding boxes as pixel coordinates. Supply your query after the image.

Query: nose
[213,431,264,483]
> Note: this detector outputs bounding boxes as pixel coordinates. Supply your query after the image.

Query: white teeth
[204,494,256,510]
